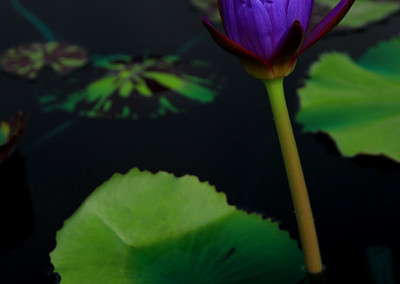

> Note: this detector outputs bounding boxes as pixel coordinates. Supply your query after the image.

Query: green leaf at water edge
[297,36,400,161]
[50,168,305,284]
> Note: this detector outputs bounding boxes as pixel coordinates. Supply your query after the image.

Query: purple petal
[280,0,290,11]
[296,0,355,57]
[235,0,275,60]
[201,16,274,71]
[286,0,314,32]
[219,0,241,43]
[262,0,287,50]
[270,20,304,63]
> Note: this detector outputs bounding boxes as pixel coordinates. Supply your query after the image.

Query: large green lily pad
[297,36,400,161]
[50,168,304,284]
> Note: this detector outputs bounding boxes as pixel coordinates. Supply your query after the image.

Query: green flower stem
[264,78,323,274]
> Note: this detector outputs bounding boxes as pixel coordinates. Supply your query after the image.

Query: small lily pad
[296,36,400,161]
[310,0,399,31]
[0,112,27,163]
[39,54,222,119]
[1,42,88,79]
[50,168,304,283]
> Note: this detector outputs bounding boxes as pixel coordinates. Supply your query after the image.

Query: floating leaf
[310,0,399,31]
[297,36,400,161]
[0,111,27,163]
[39,55,222,119]
[1,42,88,79]
[50,168,304,284]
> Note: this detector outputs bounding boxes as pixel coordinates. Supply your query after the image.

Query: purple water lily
[202,0,354,80]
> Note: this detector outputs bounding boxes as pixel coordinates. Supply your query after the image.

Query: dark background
[1,0,400,283]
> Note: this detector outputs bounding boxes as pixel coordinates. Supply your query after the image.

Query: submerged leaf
[39,55,222,119]
[297,36,400,161]
[50,168,304,284]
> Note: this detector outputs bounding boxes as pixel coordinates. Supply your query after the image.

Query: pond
[1,0,400,283]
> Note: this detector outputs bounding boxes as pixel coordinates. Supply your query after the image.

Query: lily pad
[39,54,222,119]
[1,42,88,79]
[0,112,27,163]
[310,0,399,31]
[296,36,400,161]
[50,168,304,284]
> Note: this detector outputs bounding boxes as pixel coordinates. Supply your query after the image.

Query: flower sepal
[202,15,299,80]
[239,57,297,80]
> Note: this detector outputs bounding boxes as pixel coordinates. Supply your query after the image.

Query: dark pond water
[1,0,400,283]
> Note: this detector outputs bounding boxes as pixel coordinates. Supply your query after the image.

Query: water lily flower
[202,0,355,276]
[202,0,355,80]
